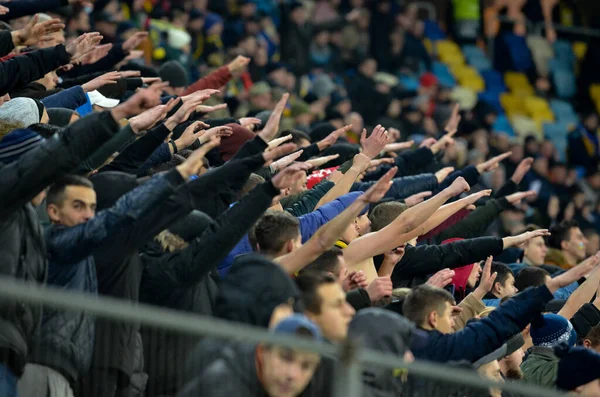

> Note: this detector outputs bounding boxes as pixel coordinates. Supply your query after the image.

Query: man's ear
[583,339,593,349]
[47,203,60,223]
[560,239,570,251]
[427,310,438,329]
[493,281,502,294]
[286,239,294,253]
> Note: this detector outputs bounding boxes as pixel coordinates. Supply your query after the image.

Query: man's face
[496,274,518,299]
[432,301,454,334]
[467,263,482,288]
[477,360,504,397]
[500,348,525,380]
[355,214,371,236]
[336,255,348,282]
[577,379,600,397]
[308,283,355,342]
[261,346,320,397]
[563,227,588,261]
[47,185,96,227]
[524,236,548,266]
[340,218,360,243]
[251,93,272,109]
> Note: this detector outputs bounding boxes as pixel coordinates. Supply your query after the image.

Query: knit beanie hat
[0,129,43,164]
[47,108,76,127]
[204,13,223,33]
[531,314,577,348]
[555,344,600,391]
[0,98,41,127]
[159,61,188,88]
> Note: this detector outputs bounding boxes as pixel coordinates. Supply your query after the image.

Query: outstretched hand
[474,256,497,299]
[446,176,470,197]
[306,154,340,169]
[111,82,167,121]
[506,190,537,205]
[361,125,391,159]
[361,167,397,203]
[317,124,352,150]
[271,162,311,190]
[259,93,289,143]
[511,157,534,184]
[176,137,222,179]
[14,14,65,47]
[129,97,179,134]
[476,152,512,174]
[427,268,456,289]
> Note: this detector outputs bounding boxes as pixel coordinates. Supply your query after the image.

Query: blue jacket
[217,192,363,276]
[41,86,87,110]
[30,171,182,382]
[413,285,554,363]
[351,174,437,200]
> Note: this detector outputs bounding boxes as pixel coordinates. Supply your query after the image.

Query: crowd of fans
[1,0,600,397]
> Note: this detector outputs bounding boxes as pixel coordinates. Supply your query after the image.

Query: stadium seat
[432,62,456,87]
[590,84,600,103]
[478,91,504,114]
[511,115,542,140]
[469,56,492,71]
[543,121,571,142]
[399,75,420,91]
[527,36,554,77]
[450,86,477,110]
[492,114,515,136]
[451,66,485,92]
[424,20,446,41]
[550,99,578,121]
[552,69,577,99]
[573,41,588,61]
[500,93,525,117]
[480,70,506,92]
[553,40,575,63]
[503,33,534,72]
[504,72,534,96]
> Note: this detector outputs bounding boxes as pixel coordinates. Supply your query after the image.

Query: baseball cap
[88,90,120,109]
[273,314,323,342]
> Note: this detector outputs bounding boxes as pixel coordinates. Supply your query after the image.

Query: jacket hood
[348,309,427,396]
[545,248,570,268]
[91,171,138,211]
[215,253,301,327]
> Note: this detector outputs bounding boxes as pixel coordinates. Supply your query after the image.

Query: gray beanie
[159,61,188,88]
[0,98,41,127]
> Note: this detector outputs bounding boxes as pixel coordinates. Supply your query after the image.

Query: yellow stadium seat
[504,72,534,95]
[424,38,432,54]
[437,40,462,56]
[523,96,552,115]
[511,115,542,140]
[590,85,600,103]
[573,42,587,60]
[500,93,525,117]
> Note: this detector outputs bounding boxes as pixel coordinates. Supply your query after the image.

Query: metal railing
[0,276,569,397]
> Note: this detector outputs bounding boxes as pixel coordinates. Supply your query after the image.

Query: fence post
[333,338,363,397]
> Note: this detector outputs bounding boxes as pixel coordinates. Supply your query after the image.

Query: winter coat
[545,248,575,270]
[218,191,364,276]
[140,181,280,396]
[362,147,435,181]
[352,174,438,200]
[521,346,558,388]
[412,285,554,363]
[0,0,69,21]
[0,111,126,375]
[29,171,182,386]
[385,237,504,288]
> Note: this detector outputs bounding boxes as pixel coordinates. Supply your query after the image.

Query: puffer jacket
[29,171,183,386]
[521,346,558,388]
[0,111,126,376]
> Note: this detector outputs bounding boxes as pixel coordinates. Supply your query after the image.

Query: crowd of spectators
[1,0,600,397]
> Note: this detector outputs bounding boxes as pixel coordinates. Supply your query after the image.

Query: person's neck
[522,256,535,266]
[562,250,577,265]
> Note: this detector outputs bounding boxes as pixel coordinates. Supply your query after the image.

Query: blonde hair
[154,230,189,252]
[0,121,25,139]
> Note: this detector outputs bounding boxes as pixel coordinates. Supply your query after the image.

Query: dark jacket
[284,181,334,217]
[140,181,280,396]
[0,0,69,21]
[352,174,438,200]
[412,285,554,363]
[177,343,265,397]
[0,111,126,375]
[387,237,504,288]
[0,45,71,96]
[29,171,183,386]
[363,147,435,181]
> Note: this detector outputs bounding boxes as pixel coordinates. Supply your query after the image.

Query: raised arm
[558,254,600,320]
[344,177,470,265]
[276,167,397,275]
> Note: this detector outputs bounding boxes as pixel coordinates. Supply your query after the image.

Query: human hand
[420,137,437,149]
[176,121,211,150]
[271,162,312,190]
[180,89,221,104]
[548,196,560,219]
[196,103,228,114]
[198,125,233,145]
[317,124,352,151]
[506,190,537,205]
[430,132,456,154]
[427,268,456,289]
[474,256,497,299]
[446,176,470,197]
[476,151,512,174]
[270,149,303,172]
[227,55,251,76]
[0,4,8,15]
[79,43,112,65]
[503,229,551,249]
[361,125,391,159]
[360,167,398,203]
[129,97,179,134]
[13,15,64,47]
[546,257,598,294]
[435,167,455,184]
[110,82,167,120]
[384,246,406,267]
[259,93,289,143]
[328,170,343,183]
[267,134,292,151]
[366,276,393,303]
[122,31,148,52]
[405,191,432,207]
[176,136,221,179]
[366,158,395,172]
[81,71,121,92]
[444,103,461,134]
[117,70,142,78]
[124,50,144,61]
[66,32,103,63]
[511,157,534,184]
[462,189,492,206]
[306,154,340,169]
[239,117,261,129]
[167,90,219,128]
[342,270,369,292]
[384,141,414,153]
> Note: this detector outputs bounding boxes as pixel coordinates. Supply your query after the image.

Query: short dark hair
[237,173,265,201]
[283,129,311,145]
[548,220,580,249]
[585,324,600,348]
[295,271,338,314]
[250,211,300,255]
[301,247,343,276]
[514,267,549,291]
[403,285,455,327]
[28,123,62,138]
[47,174,94,207]
[147,154,186,176]
[491,262,514,288]
[369,202,408,232]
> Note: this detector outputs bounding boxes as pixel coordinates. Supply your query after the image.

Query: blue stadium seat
[399,75,420,91]
[480,70,506,92]
[553,40,575,63]
[550,99,578,124]
[552,69,577,99]
[432,62,456,87]
[462,45,485,60]
[478,91,504,114]
[424,20,446,41]
[469,56,492,71]
[543,121,571,141]
[492,115,515,136]
[503,33,534,72]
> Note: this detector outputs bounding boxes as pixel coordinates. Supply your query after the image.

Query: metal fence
[0,276,569,397]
